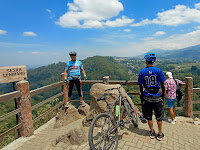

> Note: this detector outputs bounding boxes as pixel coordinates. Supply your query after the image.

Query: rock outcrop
[78,103,90,116]
[54,104,82,128]
[55,125,87,145]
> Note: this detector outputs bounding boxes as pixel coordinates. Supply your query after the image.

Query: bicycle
[88,81,138,150]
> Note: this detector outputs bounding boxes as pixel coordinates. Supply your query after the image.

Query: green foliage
[82,56,131,80]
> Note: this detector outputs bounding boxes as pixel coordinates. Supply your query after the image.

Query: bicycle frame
[104,87,130,132]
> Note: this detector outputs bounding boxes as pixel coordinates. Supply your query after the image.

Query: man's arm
[81,67,87,78]
[64,69,68,80]
[160,82,165,99]
[139,84,143,95]
[175,79,184,85]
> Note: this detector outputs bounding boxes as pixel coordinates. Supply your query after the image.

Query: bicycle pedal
[120,120,125,130]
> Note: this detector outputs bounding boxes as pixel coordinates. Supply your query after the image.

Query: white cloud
[132,3,200,27]
[56,0,134,28]
[131,19,152,27]
[23,32,37,36]
[196,26,200,29]
[153,31,166,36]
[31,51,40,55]
[46,9,51,13]
[104,16,134,27]
[93,29,200,57]
[129,29,200,55]
[124,29,131,32]
[142,37,154,41]
[195,2,200,9]
[0,29,7,35]
[46,9,55,19]
[18,51,24,54]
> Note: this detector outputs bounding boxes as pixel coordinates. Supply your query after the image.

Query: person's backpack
[174,79,184,106]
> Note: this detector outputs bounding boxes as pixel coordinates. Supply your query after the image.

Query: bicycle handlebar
[105,80,128,91]
[97,93,108,101]
[121,80,128,86]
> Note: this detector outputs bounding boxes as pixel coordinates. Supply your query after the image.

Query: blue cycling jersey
[138,66,165,97]
[65,60,83,80]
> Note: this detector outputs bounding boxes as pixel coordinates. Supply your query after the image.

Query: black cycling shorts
[143,99,164,121]
[68,79,83,97]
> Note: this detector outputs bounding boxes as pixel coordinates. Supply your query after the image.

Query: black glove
[161,93,165,99]
[140,92,144,100]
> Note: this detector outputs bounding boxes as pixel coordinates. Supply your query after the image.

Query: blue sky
[1,0,200,66]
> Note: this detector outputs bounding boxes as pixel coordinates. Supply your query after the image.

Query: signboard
[0,66,27,83]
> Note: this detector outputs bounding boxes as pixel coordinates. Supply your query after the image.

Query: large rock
[83,83,138,126]
[54,104,82,128]
[78,103,90,116]
[89,83,137,112]
[82,109,99,127]
[55,125,87,145]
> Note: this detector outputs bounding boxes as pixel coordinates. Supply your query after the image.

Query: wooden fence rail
[0,91,20,103]
[193,87,200,116]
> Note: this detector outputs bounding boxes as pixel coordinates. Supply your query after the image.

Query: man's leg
[154,100,164,140]
[65,80,74,107]
[75,79,85,106]
[148,120,154,132]
[157,121,162,135]
[143,100,155,138]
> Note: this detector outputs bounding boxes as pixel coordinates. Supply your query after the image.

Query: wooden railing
[193,87,200,115]
[0,75,198,142]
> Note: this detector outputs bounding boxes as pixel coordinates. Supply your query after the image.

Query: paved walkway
[2,116,200,150]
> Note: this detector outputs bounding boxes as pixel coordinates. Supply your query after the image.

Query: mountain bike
[88,81,138,150]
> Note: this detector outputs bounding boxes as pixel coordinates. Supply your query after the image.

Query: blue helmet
[144,52,156,62]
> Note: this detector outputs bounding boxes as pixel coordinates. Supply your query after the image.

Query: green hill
[83,56,130,80]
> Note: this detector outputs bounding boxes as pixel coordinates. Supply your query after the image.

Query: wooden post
[16,80,34,137]
[13,82,20,137]
[103,76,109,85]
[61,73,68,104]
[184,77,193,118]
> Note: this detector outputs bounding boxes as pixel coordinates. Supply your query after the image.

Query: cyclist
[138,52,165,141]
[64,52,87,107]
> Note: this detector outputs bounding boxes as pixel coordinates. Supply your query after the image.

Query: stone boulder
[55,125,87,145]
[78,103,90,116]
[83,83,138,126]
[54,104,82,128]
[89,83,137,112]
[82,109,99,127]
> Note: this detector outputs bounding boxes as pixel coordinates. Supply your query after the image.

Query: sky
[1,0,200,66]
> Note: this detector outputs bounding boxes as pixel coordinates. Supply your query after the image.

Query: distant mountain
[137,45,200,59]
[136,49,169,58]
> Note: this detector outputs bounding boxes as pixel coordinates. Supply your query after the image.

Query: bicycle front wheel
[124,100,138,127]
[88,113,118,150]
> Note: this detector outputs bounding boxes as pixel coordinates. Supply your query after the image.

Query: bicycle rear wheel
[124,100,138,127]
[88,113,118,150]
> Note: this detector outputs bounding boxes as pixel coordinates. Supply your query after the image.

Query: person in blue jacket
[138,52,165,141]
[64,52,87,107]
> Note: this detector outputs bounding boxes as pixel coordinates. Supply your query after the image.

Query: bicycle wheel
[88,113,118,150]
[124,100,138,127]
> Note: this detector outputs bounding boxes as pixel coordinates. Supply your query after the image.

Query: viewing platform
[1,75,200,150]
